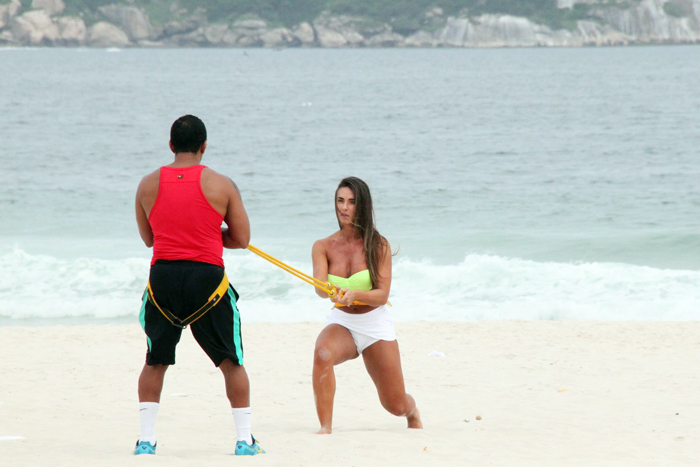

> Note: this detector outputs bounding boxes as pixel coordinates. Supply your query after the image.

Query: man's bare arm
[222,178,250,249]
[135,178,154,247]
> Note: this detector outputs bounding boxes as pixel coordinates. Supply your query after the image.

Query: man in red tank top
[133,115,264,456]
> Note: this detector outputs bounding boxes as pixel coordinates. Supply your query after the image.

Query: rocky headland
[1,0,699,48]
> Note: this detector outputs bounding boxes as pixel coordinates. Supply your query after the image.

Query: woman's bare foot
[316,426,332,434]
[407,407,423,429]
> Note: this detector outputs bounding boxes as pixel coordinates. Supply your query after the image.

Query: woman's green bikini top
[327,269,372,291]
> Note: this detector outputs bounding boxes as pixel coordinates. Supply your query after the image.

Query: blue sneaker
[235,435,265,455]
[134,440,156,455]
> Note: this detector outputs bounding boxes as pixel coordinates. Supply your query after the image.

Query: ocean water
[1,46,699,324]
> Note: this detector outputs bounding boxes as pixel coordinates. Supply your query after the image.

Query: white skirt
[326,305,397,354]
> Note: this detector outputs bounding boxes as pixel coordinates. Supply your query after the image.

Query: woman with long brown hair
[311,176,422,434]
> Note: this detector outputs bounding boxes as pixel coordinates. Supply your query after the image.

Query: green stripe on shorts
[228,286,244,365]
[139,288,152,352]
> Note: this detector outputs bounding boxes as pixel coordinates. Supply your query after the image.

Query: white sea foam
[1,248,698,323]
[391,255,700,321]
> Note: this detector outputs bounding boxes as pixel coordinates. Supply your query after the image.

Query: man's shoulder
[201,166,227,178]
[138,168,160,189]
[201,166,232,183]
[201,167,237,193]
[140,166,160,178]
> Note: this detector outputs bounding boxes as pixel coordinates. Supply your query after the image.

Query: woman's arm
[312,239,330,298]
[334,239,392,307]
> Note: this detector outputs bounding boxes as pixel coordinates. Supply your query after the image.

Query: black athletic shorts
[139,260,244,367]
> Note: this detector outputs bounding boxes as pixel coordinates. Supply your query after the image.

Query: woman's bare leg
[362,340,423,429]
[312,324,358,434]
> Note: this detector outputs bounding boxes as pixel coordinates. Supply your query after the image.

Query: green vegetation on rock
[663,0,693,18]
[326,0,594,33]
[62,0,114,26]
[20,0,632,32]
[177,0,326,27]
[51,0,598,30]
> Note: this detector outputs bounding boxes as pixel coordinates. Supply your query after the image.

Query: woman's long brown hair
[335,177,387,287]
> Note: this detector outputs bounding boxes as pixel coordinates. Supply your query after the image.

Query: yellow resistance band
[247,244,337,297]
[247,244,382,307]
[147,273,230,329]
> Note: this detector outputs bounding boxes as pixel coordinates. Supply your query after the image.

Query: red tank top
[149,165,224,267]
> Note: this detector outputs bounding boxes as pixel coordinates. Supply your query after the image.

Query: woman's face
[336,187,356,227]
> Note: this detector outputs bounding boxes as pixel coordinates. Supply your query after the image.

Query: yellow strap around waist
[147,272,230,329]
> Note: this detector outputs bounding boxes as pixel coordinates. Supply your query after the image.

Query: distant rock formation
[98,5,158,42]
[10,10,60,45]
[87,21,130,48]
[1,0,699,48]
[31,0,64,17]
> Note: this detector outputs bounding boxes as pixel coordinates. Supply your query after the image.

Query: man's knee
[219,358,237,370]
[142,363,169,376]
[220,359,247,378]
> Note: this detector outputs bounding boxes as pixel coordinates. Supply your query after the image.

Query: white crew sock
[139,402,159,445]
[232,407,253,445]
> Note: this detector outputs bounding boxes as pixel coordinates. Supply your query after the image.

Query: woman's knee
[314,344,335,366]
[380,393,410,416]
[314,327,357,368]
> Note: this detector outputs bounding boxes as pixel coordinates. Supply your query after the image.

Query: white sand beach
[1,321,698,466]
